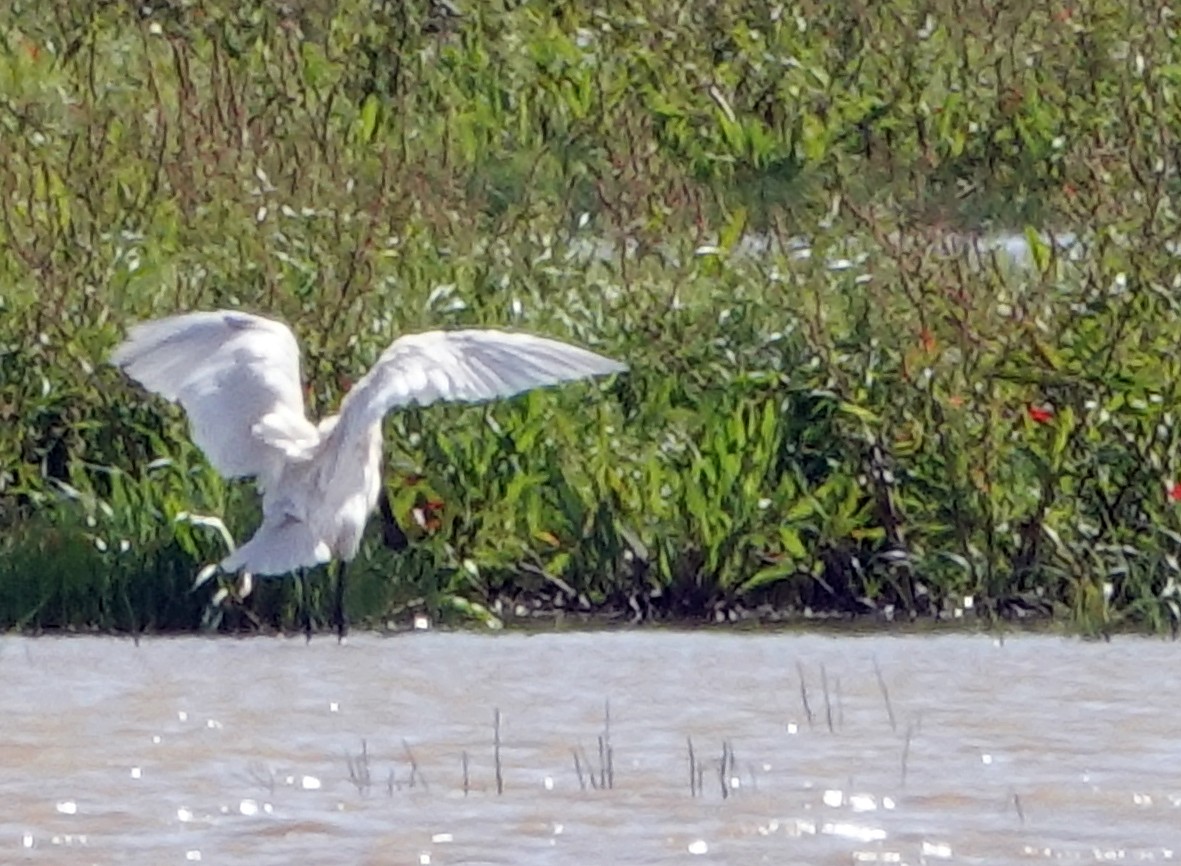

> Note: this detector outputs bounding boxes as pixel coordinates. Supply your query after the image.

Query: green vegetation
[3,0,1181,635]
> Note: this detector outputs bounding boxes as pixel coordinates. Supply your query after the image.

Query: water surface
[2,631,1176,864]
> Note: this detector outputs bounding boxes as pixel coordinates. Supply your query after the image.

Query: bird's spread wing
[337,329,627,434]
[110,310,320,485]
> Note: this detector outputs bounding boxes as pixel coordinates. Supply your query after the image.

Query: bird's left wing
[336,328,626,435]
[110,310,320,486]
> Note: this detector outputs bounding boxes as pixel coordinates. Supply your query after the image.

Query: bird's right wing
[110,310,320,485]
[337,328,627,435]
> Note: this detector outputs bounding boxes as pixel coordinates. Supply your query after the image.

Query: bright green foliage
[2,0,1181,634]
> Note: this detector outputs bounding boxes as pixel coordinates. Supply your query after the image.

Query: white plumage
[110,309,626,633]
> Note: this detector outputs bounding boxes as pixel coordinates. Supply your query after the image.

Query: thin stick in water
[494,708,504,795]
[345,738,371,795]
[580,746,599,790]
[461,750,470,797]
[572,748,587,791]
[901,720,915,787]
[820,663,834,733]
[796,661,815,728]
[718,741,732,800]
[873,657,898,733]
[603,699,614,790]
[597,735,607,791]
[687,736,698,797]
[403,739,428,791]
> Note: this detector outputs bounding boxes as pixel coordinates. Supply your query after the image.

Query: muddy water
[1,631,1177,865]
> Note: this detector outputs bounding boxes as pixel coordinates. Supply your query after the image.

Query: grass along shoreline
[3,0,1181,635]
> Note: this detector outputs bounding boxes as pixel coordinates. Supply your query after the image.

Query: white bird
[109,309,627,638]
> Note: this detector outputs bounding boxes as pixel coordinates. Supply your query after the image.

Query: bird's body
[110,310,626,636]
[219,412,383,577]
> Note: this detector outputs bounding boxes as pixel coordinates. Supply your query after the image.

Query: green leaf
[838,402,880,424]
[446,596,503,629]
[719,207,747,253]
[780,527,808,558]
[358,94,380,143]
[737,562,798,595]
[799,112,828,162]
[784,496,814,522]
[300,43,329,87]
[1023,226,1050,272]
[683,477,711,530]
[1051,404,1074,463]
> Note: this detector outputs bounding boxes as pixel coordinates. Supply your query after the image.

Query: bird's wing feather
[338,329,626,434]
[110,310,320,484]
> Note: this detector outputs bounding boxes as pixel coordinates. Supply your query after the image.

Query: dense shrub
[2,0,1180,633]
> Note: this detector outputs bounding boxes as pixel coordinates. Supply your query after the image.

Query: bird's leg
[333,560,349,642]
[298,567,312,642]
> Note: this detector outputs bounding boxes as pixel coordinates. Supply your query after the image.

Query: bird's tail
[220,513,332,576]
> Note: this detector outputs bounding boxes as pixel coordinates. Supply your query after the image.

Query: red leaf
[1027,405,1054,424]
